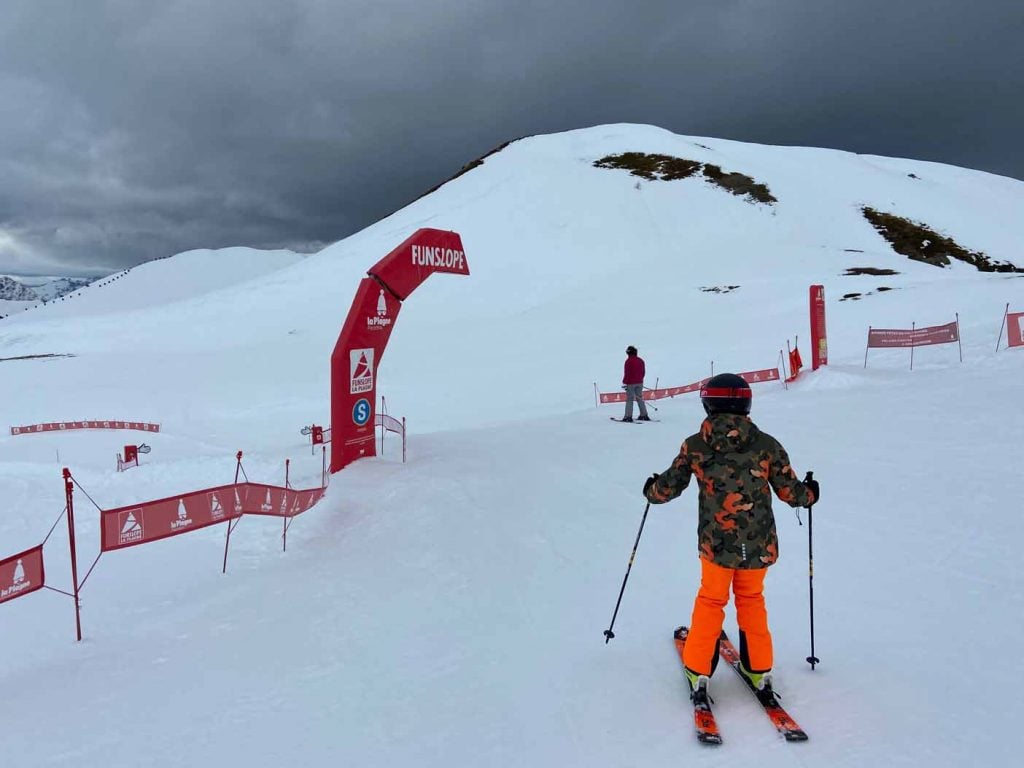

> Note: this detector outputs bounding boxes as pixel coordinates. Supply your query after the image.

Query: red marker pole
[956,313,963,363]
[910,322,916,371]
[63,469,83,641]
[224,451,244,574]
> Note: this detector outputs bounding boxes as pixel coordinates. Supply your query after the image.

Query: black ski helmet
[700,373,752,416]
[626,345,638,356]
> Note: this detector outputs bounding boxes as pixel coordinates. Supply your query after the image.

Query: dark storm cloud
[0,0,1021,276]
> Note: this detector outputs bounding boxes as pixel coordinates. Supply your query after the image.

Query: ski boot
[684,667,713,704]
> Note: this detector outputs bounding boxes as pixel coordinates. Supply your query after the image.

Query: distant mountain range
[0,275,95,303]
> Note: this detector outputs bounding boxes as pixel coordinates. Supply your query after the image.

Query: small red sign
[1008,311,1024,348]
[0,545,45,605]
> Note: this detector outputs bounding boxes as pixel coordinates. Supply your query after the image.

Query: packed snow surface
[1,124,1022,766]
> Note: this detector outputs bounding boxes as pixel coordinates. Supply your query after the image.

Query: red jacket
[623,355,645,385]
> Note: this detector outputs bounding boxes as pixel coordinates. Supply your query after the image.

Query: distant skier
[642,373,818,702]
[621,345,651,422]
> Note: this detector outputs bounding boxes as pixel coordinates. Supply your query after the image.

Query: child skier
[642,373,818,702]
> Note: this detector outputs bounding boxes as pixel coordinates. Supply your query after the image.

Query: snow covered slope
[0,298,34,318]
[1,124,1022,766]
[0,246,305,324]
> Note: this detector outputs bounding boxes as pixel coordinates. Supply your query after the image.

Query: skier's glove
[643,473,659,497]
[803,471,819,506]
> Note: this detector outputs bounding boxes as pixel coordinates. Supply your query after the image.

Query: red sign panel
[868,321,959,348]
[311,426,324,445]
[810,285,828,370]
[1008,311,1024,348]
[0,545,45,605]
[101,483,245,552]
[124,445,139,465]
[11,420,160,436]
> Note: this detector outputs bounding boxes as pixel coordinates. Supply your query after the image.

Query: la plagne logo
[209,491,226,520]
[171,499,193,530]
[350,348,374,393]
[1,559,31,600]
[119,509,144,545]
[367,289,392,330]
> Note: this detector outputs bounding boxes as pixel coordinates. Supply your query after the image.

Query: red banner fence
[864,316,962,369]
[2,449,330,642]
[0,476,84,638]
[596,365,781,405]
[10,420,160,436]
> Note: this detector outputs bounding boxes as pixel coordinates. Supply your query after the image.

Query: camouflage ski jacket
[644,413,815,569]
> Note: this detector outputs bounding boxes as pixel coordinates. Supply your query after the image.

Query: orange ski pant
[682,558,773,676]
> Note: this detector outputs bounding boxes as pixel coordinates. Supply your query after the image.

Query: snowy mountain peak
[0,275,41,301]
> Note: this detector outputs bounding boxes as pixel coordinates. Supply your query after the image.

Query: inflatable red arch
[329,228,470,472]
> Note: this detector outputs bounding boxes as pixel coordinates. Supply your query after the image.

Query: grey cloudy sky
[1,0,1021,277]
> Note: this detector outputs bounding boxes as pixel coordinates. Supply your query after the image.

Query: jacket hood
[701,413,758,453]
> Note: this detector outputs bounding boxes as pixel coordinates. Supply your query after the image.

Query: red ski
[672,627,722,745]
[718,631,809,742]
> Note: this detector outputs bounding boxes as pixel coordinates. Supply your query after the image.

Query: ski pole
[604,502,650,643]
[640,386,660,412]
[804,472,820,669]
